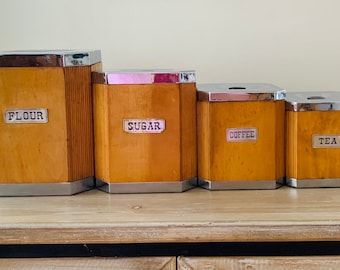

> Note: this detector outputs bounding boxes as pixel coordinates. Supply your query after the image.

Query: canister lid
[286,92,340,111]
[197,83,286,102]
[92,70,196,84]
[0,50,101,67]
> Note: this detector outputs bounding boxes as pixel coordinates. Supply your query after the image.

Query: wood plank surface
[0,257,176,270]
[178,256,340,270]
[1,187,340,244]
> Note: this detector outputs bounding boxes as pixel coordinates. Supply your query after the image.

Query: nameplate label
[4,109,48,123]
[312,135,340,148]
[123,119,165,133]
[227,128,258,142]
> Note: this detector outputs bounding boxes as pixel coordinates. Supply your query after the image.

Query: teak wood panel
[0,257,176,270]
[178,256,340,270]
[179,83,197,180]
[2,188,340,244]
[286,111,340,179]
[0,67,68,183]
[93,83,196,182]
[64,65,95,181]
[198,100,285,181]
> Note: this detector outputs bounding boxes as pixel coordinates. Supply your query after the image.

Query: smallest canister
[197,83,286,190]
[285,92,340,188]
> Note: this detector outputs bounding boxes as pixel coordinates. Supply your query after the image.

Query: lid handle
[307,96,325,100]
[229,87,246,90]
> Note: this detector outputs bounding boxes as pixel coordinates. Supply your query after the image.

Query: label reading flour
[227,128,258,142]
[4,109,48,123]
[312,135,340,148]
[123,119,165,133]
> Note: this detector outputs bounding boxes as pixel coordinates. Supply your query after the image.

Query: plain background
[1,0,340,92]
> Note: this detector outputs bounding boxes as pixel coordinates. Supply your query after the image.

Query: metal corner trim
[96,178,197,193]
[64,50,101,66]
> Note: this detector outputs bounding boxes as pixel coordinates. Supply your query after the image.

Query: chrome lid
[0,50,101,67]
[286,92,340,111]
[197,83,286,102]
[92,70,196,84]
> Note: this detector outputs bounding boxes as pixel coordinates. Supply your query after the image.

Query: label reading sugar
[4,109,48,123]
[227,128,258,142]
[312,135,340,148]
[123,119,165,133]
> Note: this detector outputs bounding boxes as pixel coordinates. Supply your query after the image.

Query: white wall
[1,0,340,91]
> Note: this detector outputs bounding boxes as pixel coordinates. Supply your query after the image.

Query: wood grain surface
[0,257,176,270]
[197,100,284,182]
[0,63,101,184]
[0,67,68,183]
[93,82,196,183]
[178,256,340,270]
[286,111,340,180]
[64,66,94,182]
[1,187,340,244]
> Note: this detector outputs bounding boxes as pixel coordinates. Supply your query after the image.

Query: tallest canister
[0,50,102,196]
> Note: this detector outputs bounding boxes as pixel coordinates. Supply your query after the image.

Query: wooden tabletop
[1,186,340,244]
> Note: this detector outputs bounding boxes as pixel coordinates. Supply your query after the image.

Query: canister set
[1,50,340,196]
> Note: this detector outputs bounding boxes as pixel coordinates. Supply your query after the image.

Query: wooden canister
[286,92,340,188]
[0,50,102,196]
[197,83,286,189]
[92,70,197,193]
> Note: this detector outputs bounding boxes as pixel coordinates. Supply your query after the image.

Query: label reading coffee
[123,119,165,133]
[312,135,340,148]
[4,109,48,123]
[227,128,258,142]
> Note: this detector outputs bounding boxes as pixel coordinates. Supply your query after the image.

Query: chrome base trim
[286,177,340,188]
[0,177,94,196]
[198,178,284,190]
[96,178,197,193]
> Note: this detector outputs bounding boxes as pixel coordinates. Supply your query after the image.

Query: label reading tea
[227,128,258,142]
[312,135,340,148]
[4,109,48,123]
[123,119,165,133]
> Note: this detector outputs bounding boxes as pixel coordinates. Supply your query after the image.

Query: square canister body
[197,83,286,190]
[286,92,340,188]
[0,50,102,196]
[92,70,197,193]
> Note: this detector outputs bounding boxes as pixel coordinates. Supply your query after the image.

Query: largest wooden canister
[197,83,286,190]
[286,92,340,188]
[0,50,102,196]
[92,70,197,193]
